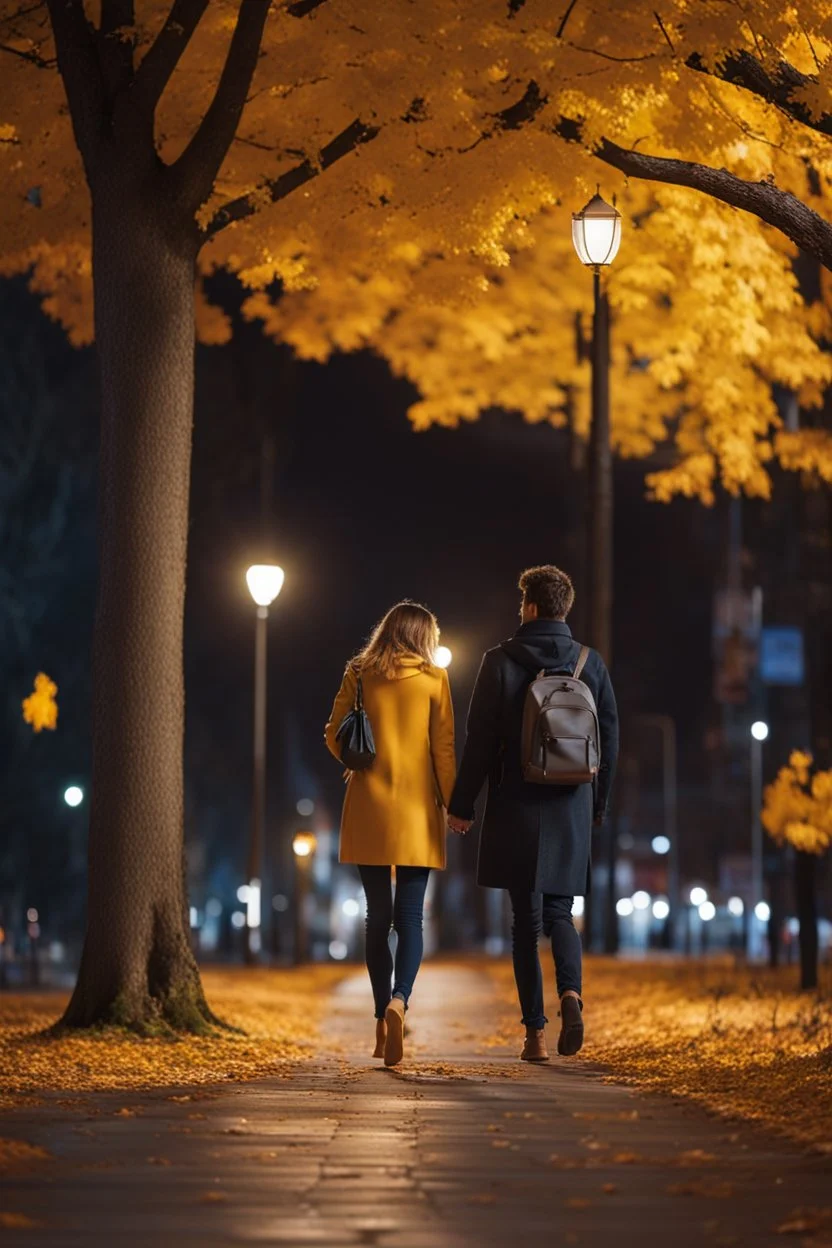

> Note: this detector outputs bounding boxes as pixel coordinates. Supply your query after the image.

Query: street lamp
[573,191,622,958]
[434,645,452,669]
[571,189,622,667]
[63,785,84,808]
[749,719,768,957]
[292,832,317,965]
[244,563,284,963]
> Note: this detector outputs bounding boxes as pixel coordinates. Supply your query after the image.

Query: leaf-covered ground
[484,957,832,1150]
[0,965,344,1107]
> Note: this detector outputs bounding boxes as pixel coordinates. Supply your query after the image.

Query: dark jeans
[507,891,582,1028]
[358,865,431,1019]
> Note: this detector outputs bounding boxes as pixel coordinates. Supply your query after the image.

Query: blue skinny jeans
[508,891,582,1028]
[357,865,431,1019]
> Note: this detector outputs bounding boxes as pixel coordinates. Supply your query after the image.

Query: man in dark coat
[447,565,618,1062]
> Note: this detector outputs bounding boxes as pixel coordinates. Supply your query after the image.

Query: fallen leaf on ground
[0,1212,40,1228]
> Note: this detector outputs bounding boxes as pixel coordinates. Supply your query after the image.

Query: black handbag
[335,669,376,771]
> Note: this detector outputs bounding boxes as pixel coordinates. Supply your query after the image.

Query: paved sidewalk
[1,963,830,1246]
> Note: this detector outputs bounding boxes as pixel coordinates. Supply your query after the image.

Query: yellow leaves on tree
[762,751,832,857]
[21,673,58,734]
[1,2,832,501]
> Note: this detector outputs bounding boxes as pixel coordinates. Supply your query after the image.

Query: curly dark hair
[518,565,575,621]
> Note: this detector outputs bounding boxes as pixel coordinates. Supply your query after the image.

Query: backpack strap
[573,645,590,680]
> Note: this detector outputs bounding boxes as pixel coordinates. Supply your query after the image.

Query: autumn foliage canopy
[1,0,831,502]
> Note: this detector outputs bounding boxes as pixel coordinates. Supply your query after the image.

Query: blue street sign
[759,626,804,686]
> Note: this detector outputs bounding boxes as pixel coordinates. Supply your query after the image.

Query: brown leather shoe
[384,998,405,1067]
[373,1019,387,1059]
[520,1027,549,1062]
[557,992,584,1056]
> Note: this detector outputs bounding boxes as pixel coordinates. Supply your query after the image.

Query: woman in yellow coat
[325,601,456,1066]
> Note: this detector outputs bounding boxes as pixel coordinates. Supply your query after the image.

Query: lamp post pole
[246,603,268,965]
[588,265,613,669]
[245,564,284,965]
[572,191,621,953]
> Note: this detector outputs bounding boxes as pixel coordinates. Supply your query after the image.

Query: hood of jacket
[500,619,581,675]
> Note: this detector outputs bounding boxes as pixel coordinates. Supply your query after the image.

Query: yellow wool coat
[324,658,457,869]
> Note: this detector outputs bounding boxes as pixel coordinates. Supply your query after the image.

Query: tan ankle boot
[383,997,406,1067]
[373,1019,387,1059]
[520,1027,549,1062]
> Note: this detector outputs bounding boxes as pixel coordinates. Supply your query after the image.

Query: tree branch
[203,116,379,239]
[172,0,270,211]
[685,48,832,138]
[98,0,135,95]
[132,0,209,111]
[590,131,832,270]
[45,0,105,175]
[286,0,329,15]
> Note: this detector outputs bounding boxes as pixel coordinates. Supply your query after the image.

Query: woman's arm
[324,665,358,762]
[429,668,457,806]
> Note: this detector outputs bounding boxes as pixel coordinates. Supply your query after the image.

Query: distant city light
[272,894,289,913]
[632,891,651,911]
[293,832,317,858]
[237,884,250,903]
[206,898,222,918]
[572,897,585,917]
[433,645,452,669]
[231,911,246,929]
[689,886,708,907]
[64,785,84,807]
[754,901,771,922]
[329,940,348,960]
[699,901,716,922]
[26,907,38,923]
[246,879,261,929]
[651,835,671,855]
[652,899,670,920]
[342,898,361,918]
[296,798,314,817]
[727,896,744,917]
[189,906,198,928]
[751,721,769,742]
[786,917,799,936]
[616,898,634,917]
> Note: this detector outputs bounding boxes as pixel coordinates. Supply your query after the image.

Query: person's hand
[447,813,473,835]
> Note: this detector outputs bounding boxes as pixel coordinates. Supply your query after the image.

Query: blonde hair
[354,601,440,680]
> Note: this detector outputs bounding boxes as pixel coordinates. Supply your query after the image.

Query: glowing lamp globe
[572,192,622,268]
[751,721,769,742]
[434,645,452,669]
[246,564,284,608]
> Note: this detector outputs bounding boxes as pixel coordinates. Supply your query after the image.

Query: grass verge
[483,956,832,1150]
[0,965,345,1106]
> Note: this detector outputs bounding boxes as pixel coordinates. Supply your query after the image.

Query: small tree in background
[763,751,832,990]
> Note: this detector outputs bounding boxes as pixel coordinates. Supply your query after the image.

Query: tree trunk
[794,851,818,992]
[62,190,214,1032]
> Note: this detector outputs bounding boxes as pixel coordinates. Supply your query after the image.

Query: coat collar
[515,619,572,640]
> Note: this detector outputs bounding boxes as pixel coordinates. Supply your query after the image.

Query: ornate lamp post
[572,190,622,954]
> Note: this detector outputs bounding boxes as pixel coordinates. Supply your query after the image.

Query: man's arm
[594,658,619,823]
[447,652,502,822]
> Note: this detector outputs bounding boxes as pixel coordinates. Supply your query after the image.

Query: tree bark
[793,851,818,992]
[62,184,214,1031]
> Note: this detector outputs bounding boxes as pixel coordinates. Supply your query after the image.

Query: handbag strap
[352,666,364,711]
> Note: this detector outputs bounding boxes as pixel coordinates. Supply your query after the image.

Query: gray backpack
[514,646,600,785]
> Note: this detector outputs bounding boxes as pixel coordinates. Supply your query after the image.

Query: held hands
[447,812,473,836]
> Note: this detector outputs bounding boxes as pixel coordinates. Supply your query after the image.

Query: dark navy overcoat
[448,620,619,896]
